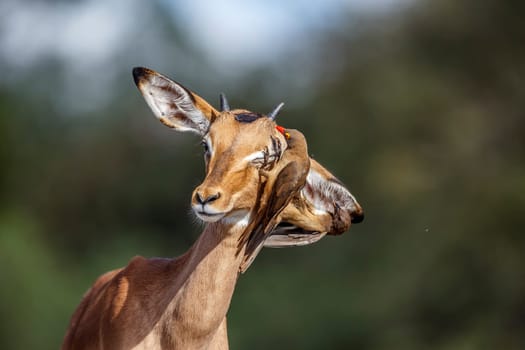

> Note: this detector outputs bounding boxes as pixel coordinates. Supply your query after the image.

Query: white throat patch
[222,211,250,229]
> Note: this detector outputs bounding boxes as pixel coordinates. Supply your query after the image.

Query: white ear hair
[303,168,361,215]
[133,67,211,135]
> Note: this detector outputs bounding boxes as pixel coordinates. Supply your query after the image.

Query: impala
[62,67,364,350]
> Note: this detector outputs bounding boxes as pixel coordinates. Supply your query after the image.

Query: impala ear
[265,158,364,248]
[304,159,364,228]
[133,67,218,135]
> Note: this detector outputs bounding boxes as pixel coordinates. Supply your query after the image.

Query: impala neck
[168,218,248,343]
[182,219,246,286]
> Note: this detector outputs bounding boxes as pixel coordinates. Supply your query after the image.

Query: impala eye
[251,157,265,167]
[201,140,210,155]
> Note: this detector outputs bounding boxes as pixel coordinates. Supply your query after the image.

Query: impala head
[193,110,290,222]
[133,67,363,250]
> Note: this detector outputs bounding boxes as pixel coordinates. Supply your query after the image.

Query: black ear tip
[132,67,147,85]
[351,211,364,224]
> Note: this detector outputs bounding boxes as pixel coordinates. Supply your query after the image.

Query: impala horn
[268,102,285,120]
[219,93,230,112]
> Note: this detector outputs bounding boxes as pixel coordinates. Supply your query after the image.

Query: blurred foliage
[1,0,524,349]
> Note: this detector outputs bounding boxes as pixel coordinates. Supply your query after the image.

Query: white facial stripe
[241,136,286,164]
[242,151,265,163]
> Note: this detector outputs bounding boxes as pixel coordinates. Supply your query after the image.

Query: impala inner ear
[133,67,218,135]
[302,159,364,231]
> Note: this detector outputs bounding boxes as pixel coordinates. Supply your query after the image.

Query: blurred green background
[1,0,524,349]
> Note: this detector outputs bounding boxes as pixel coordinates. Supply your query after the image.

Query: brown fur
[63,67,363,349]
[63,223,244,349]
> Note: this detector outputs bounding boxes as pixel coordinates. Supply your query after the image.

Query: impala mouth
[194,208,225,222]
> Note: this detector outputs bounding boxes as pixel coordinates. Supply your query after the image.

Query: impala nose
[195,191,221,205]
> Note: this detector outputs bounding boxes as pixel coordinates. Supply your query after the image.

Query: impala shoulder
[111,255,180,288]
[125,255,149,270]
[94,257,144,296]
[105,256,148,292]
[121,255,176,274]
[92,268,124,290]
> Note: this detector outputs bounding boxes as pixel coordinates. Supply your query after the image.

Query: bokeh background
[1,0,524,349]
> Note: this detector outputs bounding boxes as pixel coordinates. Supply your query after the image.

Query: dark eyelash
[252,146,280,170]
